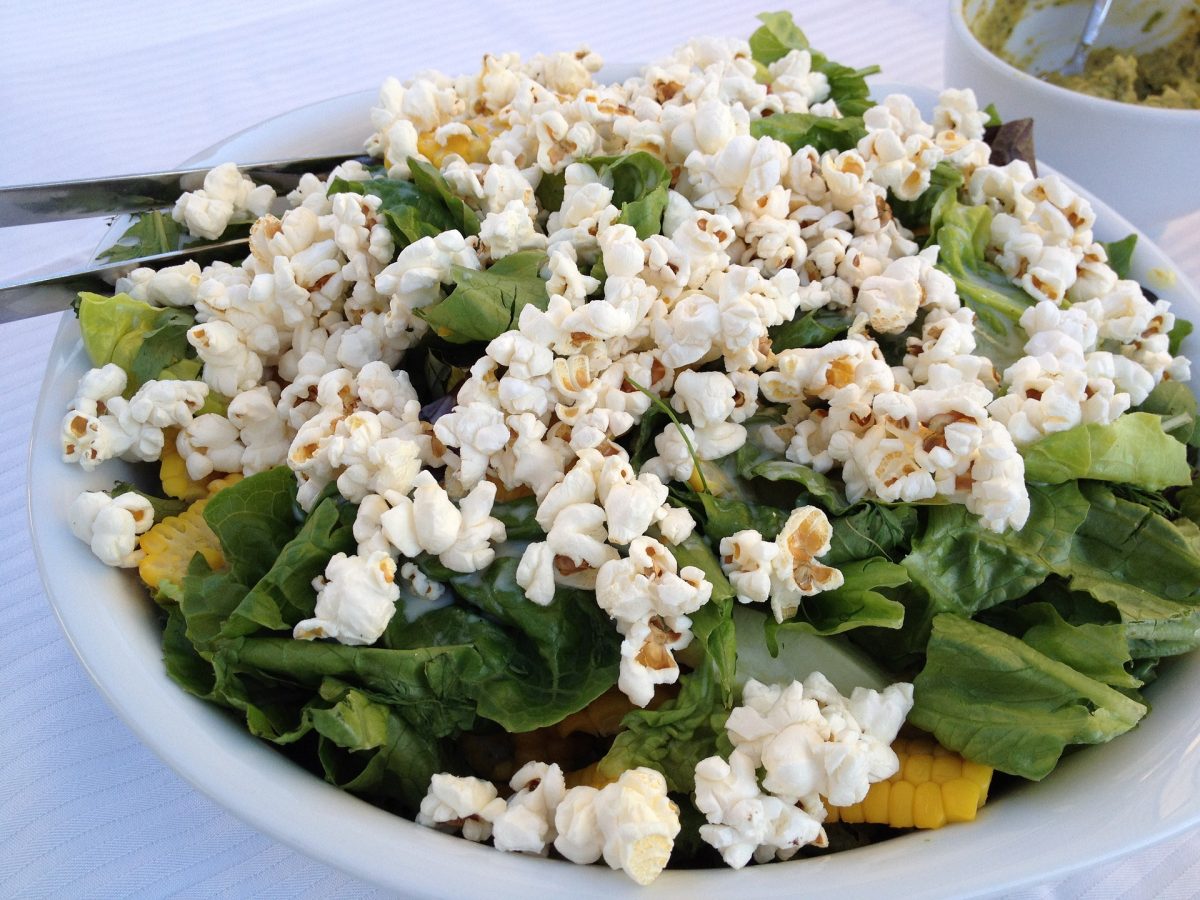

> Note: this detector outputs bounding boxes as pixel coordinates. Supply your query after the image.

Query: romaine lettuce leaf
[910,614,1147,780]
[929,196,1034,369]
[750,114,866,154]
[328,167,472,250]
[1021,412,1192,490]
[902,482,1090,618]
[748,11,879,116]
[446,556,620,727]
[309,679,443,814]
[1138,380,1200,447]
[769,305,851,351]
[415,250,549,344]
[407,157,481,237]
[77,291,197,391]
[739,457,851,514]
[1101,233,1137,279]
[985,601,1140,689]
[98,211,186,263]
[580,152,670,238]
[765,557,907,649]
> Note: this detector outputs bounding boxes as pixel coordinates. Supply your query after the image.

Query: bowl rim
[947,0,1200,119]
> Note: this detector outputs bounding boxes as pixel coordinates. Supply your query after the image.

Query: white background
[1,1,1198,896]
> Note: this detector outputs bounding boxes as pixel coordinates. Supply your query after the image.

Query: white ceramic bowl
[27,86,1200,897]
[945,0,1200,230]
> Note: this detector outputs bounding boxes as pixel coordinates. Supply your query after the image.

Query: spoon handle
[1063,0,1115,75]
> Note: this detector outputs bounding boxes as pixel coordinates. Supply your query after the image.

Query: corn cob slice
[137,473,242,591]
[826,735,993,829]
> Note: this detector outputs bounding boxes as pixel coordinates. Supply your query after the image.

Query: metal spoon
[1055,0,1115,77]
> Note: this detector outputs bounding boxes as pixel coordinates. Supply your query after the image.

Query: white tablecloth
[2,1,1198,896]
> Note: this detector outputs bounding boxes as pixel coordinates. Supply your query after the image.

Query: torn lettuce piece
[77,291,197,391]
[98,210,186,263]
[750,113,866,153]
[764,556,907,651]
[928,195,1034,370]
[748,11,879,116]
[415,250,549,344]
[1021,412,1192,490]
[580,152,671,238]
[902,482,1090,619]
[910,613,1146,780]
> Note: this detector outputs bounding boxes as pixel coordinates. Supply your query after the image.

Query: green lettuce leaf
[765,557,907,652]
[1138,380,1200,447]
[407,157,481,237]
[929,196,1034,369]
[309,680,443,814]
[416,250,549,344]
[446,556,620,727]
[1057,482,1200,658]
[769,306,851,351]
[98,211,186,263]
[889,161,964,238]
[902,482,1090,618]
[77,292,197,391]
[1021,412,1192,490]
[580,152,670,238]
[740,457,851,515]
[910,614,1146,780]
[1101,233,1137,279]
[986,601,1140,689]
[328,174,459,248]
[747,11,879,116]
[219,496,358,639]
[201,466,303,587]
[825,503,918,566]
[750,114,866,153]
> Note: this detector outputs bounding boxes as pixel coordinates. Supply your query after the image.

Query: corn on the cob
[158,429,211,501]
[137,473,242,591]
[826,735,992,829]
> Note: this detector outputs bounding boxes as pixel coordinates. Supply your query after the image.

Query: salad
[57,11,1200,885]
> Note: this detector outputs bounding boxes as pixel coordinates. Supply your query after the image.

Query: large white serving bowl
[945,0,1200,230]
[27,84,1200,897]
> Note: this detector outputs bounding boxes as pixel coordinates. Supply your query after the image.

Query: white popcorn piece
[172,162,276,240]
[293,551,400,646]
[492,761,567,854]
[595,536,713,706]
[416,773,507,843]
[68,491,154,568]
[553,768,680,885]
[188,319,263,396]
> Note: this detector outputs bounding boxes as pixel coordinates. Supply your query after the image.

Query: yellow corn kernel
[555,688,637,738]
[207,473,243,495]
[913,782,946,829]
[838,801,865,824]
[905,736,935,757]
[159,429,210,500]
[942,778,983,823]
[415,118,492,168]
[138,498,223,590]
[687,465,707,493]
[825,805,841,824]
[861,779,891,824]
[962,761,993,806]
[888,781,916,829]
[903,753,933,785]
[931,755,963,784]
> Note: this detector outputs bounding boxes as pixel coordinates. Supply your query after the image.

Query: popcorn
[68,491,155,568]
[554,768,680,885]
[294,551,401,646]
[595,535,713,706]
[172,162,276,240]
[416,774,507,843]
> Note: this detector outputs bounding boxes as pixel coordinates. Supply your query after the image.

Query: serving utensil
[1054,0,1115,78]
[0,152,364,322]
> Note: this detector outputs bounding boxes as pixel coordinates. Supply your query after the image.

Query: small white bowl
[945,0,1200,230]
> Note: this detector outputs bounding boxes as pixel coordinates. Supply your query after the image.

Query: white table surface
[2,1,1198,896]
